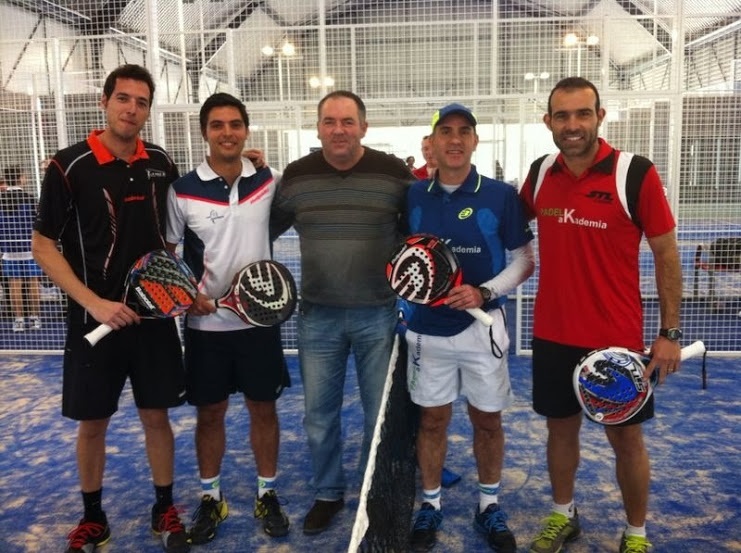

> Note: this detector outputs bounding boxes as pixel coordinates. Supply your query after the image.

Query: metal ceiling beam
[626,16,741,76]
[614,0,673,54]
[186,2,260,101]
[4,0,90,27]
[2,13,44,89]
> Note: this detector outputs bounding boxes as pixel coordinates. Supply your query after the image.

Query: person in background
[406,155,417,171]
[166,92,291,544]
[0,165,43,332]
[404,103,534,553]
[495,160,505,181]
[270,90,413,535]
[520,77,682,553]
[32,64,190,553]
[412,135,437,180]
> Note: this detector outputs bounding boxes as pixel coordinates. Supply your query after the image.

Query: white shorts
[405,307,514,412]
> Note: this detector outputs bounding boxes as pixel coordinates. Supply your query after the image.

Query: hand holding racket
[213,259,297,327]
[386,234,494,326]
[84,249,198,346]
[574,340,706,425]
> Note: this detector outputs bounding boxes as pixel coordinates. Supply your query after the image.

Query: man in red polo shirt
[520,77,682,553]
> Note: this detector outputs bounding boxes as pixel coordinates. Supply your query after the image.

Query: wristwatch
[659,327,683,341]
[478,286,492,303]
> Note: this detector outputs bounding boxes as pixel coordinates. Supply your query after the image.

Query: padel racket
[84,249,198,346]
[574,340,706,425]
[386,234,493,326]
[213,259,297,327]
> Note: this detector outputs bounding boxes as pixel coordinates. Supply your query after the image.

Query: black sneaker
[409,502,443,552]
[254,490,290,537]
[65,517,111,553]
[474,503,516,552]
[152,504,190,553]
[302,498,344,535]
[189,494,228,544]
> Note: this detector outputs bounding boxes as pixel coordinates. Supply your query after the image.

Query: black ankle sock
[154,483,174,511]
[82,489,106,522]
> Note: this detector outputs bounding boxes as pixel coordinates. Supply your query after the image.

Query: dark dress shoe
[302,498,345,535]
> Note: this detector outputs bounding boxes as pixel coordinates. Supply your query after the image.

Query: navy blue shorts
[2,258,43,278]
[184,325,290,405]
[62,318,186,420]
[532,336,653,425]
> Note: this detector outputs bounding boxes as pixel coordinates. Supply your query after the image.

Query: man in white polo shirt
[166,92,291,543]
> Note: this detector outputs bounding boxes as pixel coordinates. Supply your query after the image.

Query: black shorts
[62,319,186,420]
[184,325,290,405]
[532,337,653,425]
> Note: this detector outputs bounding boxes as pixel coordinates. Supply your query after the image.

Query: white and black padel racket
[213,259,297,327]
[386,233,493,326]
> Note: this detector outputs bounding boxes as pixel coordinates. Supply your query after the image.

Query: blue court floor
[0,351,738,552]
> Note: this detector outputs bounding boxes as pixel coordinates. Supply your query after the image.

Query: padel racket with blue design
[574,340,706,425]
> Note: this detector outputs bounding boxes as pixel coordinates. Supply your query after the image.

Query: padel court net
[348,336,417,552]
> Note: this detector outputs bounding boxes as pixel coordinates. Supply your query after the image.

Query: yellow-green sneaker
[619,533,653,553]
[529,510,581,553]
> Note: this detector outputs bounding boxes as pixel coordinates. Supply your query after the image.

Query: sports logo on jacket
[458,207,473,220]
[585,190,613,203]
[207,209,225,224]
[146,169,167,179]
[538,207,607,230]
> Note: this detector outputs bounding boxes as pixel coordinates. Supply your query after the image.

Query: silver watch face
[663,328,682,340]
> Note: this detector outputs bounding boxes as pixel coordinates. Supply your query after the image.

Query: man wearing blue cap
[404,103,535,552]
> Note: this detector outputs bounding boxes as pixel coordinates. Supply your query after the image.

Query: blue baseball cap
[431,103,477,129]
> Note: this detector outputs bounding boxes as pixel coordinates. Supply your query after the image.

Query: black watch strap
[478,286,492,302]
[659,327,683,341]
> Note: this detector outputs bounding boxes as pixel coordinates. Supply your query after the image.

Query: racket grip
[680,340,706,360]
[84,324,113,346]
[466,307,494,326]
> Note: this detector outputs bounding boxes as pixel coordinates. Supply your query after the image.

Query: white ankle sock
[553,501,575,518]
[200,475,221,500]
[625,524,647,537]
[422,486,442,510]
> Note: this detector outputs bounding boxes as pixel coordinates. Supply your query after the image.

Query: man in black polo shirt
[32,64,189,553]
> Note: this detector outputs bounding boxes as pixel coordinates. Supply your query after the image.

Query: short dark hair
[547,77,601,115]
[103,64,156,104]
[317,90,366,122]
[199,92,250,133]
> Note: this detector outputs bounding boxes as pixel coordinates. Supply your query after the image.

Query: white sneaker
[12,318,25,332]
[29,316,42,330]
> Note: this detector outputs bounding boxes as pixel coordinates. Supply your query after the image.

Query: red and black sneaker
[151,504,190,553]
[65,517,111,553]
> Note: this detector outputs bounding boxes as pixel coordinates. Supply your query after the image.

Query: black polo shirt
[35,130,179,323]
